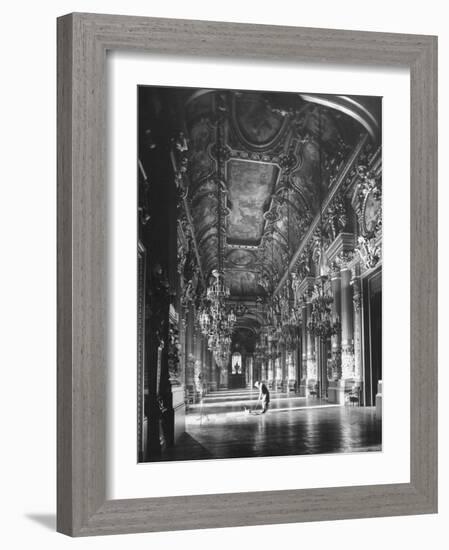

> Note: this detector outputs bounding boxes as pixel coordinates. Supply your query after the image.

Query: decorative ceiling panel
[233,93,288,149]
[225,270,260,296]
[225,159,279,246]
[226,248,258,268]
[181,88,379,326]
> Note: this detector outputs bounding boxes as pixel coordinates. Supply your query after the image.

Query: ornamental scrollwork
[353,162,382,238]
[167,320,181,383]
[355,235,381,270]
[335,250,355,271]
[325,193,348,240]
[351,276,362,313]
[171,131,189,198]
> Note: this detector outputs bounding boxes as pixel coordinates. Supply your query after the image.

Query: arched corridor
[137,86,382,463]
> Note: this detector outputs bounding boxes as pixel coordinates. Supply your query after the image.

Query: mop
[243,397,261,415]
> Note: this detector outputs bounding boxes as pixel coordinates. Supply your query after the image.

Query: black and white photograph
[137,87,382,463]
[1,0,442,545]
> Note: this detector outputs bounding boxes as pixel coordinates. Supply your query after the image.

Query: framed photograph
[57,13,437,536]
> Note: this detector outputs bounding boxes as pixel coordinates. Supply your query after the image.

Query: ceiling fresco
[180,88,380,340]
[226,159,279,246]
[233,93,287,148]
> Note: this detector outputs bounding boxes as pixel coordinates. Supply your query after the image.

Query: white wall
[0,0,445,548]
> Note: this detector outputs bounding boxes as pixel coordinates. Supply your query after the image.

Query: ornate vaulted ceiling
[178,88,380,346]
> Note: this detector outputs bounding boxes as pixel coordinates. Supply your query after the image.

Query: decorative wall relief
[356,235,381,270]
[167,316,181,384]
[325,193,348,240]
[353,157,382,239]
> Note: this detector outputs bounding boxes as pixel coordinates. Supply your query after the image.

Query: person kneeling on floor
[254,381,270,414]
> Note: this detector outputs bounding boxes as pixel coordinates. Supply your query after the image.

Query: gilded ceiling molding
[274,133,369,295]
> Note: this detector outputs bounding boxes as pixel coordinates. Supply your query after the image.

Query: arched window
[231,352,242,374]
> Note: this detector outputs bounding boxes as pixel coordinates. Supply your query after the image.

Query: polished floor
[159,388,382,462]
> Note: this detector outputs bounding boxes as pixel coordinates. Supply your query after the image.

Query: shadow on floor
[151,432,214,462]
[25,513,56,531]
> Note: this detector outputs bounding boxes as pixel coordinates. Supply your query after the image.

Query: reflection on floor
[159,388,382,462]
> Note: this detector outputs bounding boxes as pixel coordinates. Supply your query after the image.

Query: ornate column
[267,338,275,390]
[286,345,297,393]
[185,304,196,401]
[351,265,363,396]
[208,348,218,392]
[247,354,254,388]
[330,263,342,380]
[326,233,355,403]
[306,300,317,384]
[261,359,267,383]
[201,337,208,395]
[295,327,301,384]
[219,365,228,390]
[178,311,186,388]
[300,298,308,396]
[193,330,201,402]
[316,335,328,399]
[340,255,355,381]
[277,340,285,391]
[296,276,316,395]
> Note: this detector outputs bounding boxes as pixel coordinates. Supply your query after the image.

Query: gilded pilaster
[330,262,342,380]
[351,269,363,383]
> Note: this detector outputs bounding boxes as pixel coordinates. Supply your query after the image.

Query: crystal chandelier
[307,277,340,339]
[306,107,340,341]
[196,94,235,367]
[198,271,236,365]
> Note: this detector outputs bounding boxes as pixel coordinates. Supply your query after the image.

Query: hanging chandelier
[196,93,235,367]
[198,279,236,364]
[198,271,236,365]
[307,277,340,339]
[307,107,340,341]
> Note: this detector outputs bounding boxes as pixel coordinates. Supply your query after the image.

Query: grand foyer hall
[137,86,382,463]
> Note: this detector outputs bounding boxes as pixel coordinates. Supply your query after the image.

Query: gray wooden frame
[57,12,438,537]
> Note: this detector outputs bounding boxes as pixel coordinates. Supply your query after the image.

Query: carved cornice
[274,133,369,295]
[326,232,355,264]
